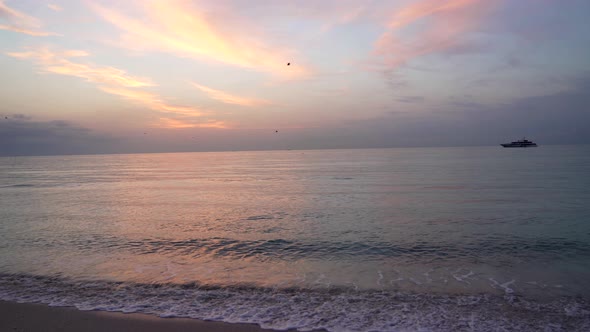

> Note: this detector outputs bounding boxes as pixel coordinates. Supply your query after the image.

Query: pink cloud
[373,0,499,70]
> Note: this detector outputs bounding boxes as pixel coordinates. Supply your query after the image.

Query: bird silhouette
[287,62,290,66]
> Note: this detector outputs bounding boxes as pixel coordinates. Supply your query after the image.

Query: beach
[0,300,289,332]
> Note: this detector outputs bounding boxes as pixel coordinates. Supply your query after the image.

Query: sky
[1,0,589,156]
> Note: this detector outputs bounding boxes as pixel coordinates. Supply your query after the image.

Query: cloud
[98,86,210,119]
[397,95,425,103]
[319,4,366,32]
[7,46,224,128]
[2,113,31,120]
[0,115,117,156]
[157,117,226,129]
[0,114,226,156]
[0,1,38,26]
[97,86,226,128]
[344,73,590,147]
[0,24,57,36]
[7,47,154,88]
[0,0,58,36]
[191,83,271,107]
[373,0,498,71]
[446,73,590,144]
[89,0,310,78]
[47,4,62,12]
[3,73,588,156]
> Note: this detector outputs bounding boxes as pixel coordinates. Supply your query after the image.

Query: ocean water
[1,146,589,331]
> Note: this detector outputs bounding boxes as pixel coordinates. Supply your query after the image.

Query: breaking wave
[1,273,589,332]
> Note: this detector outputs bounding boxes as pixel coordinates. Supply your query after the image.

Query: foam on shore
[1,273,588,331]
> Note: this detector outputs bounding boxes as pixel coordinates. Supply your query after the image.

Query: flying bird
[287,62,290,66]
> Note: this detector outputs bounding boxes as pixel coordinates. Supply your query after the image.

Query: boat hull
[501,144,537,148]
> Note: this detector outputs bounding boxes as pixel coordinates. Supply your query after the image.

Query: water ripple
[14,235,590,263]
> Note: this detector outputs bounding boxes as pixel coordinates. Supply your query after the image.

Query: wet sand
[0,300,292,332]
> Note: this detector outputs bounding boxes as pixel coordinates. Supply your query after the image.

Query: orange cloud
[47,4,62,12]
[8,46,223,128]
[191,83,271,107]
[90,0,309,78]
[98,85,225,129]
[374,0,497,70]
[157,117,226,129]
[7,47,154,88]
[98,86,205,117]
[0,24,58,36]
[0,0,58,36]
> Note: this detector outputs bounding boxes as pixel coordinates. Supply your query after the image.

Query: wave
[1,273,589,331]
[17,235,590,263]
[0,183,35,188]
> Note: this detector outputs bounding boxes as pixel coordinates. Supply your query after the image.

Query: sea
[1,146,589,331]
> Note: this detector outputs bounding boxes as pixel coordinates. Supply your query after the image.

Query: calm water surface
[1,146,589,331]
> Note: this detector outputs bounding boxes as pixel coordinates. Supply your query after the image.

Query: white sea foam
[489,278,515,294]
[452,269,474,284]
[377,270,384,287]
[1,274,588,332]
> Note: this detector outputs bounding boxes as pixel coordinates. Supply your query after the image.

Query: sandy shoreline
[0,300,297,332]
